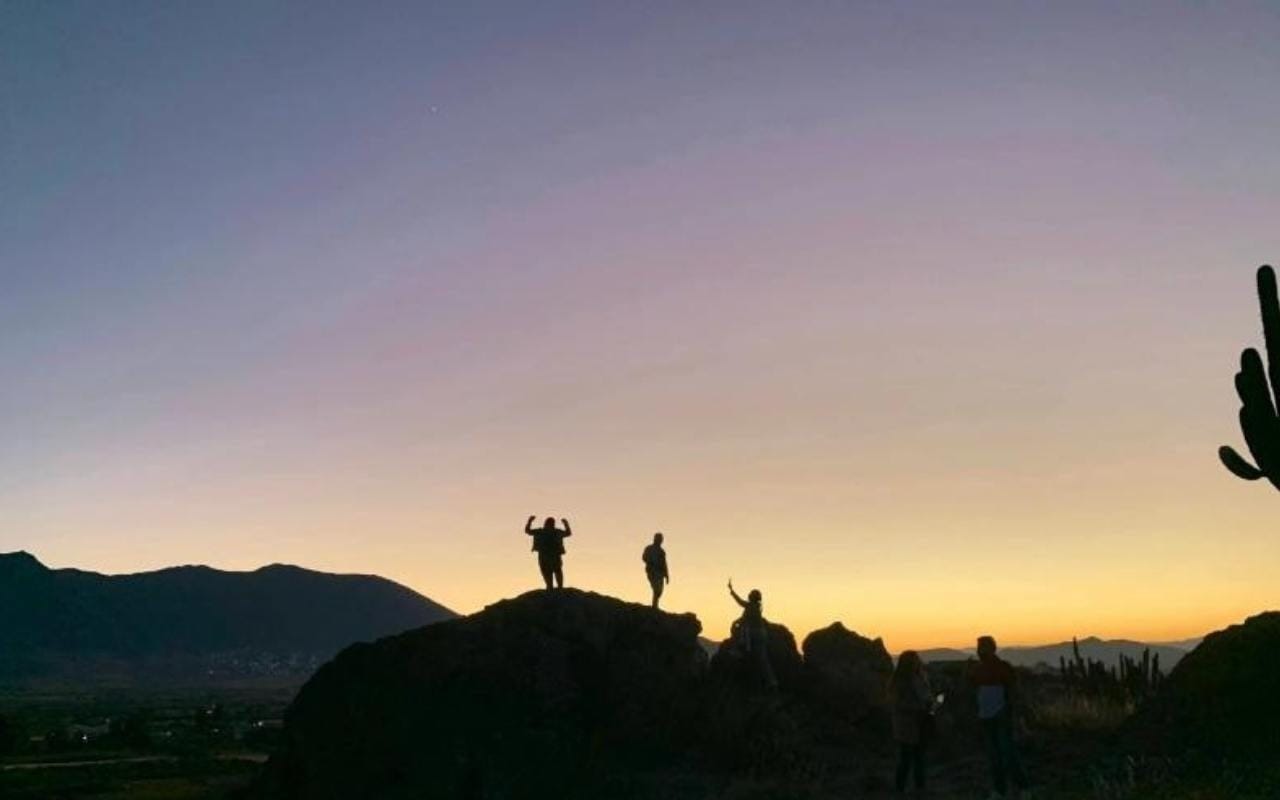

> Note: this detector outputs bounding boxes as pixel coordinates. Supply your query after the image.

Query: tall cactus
[1219,265,1280,490]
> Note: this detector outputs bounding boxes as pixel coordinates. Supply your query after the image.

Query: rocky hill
[247,589,1280,798]
[252,590,894,800]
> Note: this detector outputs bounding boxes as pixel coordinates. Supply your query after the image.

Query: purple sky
[3,2,1279,646]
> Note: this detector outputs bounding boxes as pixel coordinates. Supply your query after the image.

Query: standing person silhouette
[524,515,571,590]
[728,579,777,690]
[642,533,669,609]
[889,650,935,793]
[971,635,1029,798]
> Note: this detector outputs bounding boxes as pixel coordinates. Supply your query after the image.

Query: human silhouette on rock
[642,532,669,609]
[728,579,777,690]
[971,635,1029,798]
[889,650,935,793]
[524,515,571,590]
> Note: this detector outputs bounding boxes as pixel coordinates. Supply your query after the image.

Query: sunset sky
[3,2,1279,649]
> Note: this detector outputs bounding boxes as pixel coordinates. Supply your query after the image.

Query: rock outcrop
[253,589,707,800]
[254,591,906,799]
[1129,610,1280,757]
[251,602,1280,798]
[708,620,804,691]
[801,622,893,724]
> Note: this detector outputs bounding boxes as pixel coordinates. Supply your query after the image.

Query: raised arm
[525,515,536,535]
[727,580,746,608]
[560,518,572,537]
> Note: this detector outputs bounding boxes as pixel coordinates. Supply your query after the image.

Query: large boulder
[709,621,805,692]
[251,592,906,798]
[1129,611,1280,758]
[703,621,894,770]
[252,589,707,800]
[701,621,808,774]
[801,622,893,724]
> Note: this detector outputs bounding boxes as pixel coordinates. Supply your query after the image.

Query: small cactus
[1219,265,1280,490]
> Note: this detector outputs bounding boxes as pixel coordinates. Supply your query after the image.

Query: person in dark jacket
[971,635,1028,798]
[524,515,571,590]
[889,650,935,793]
[642,532,669,608]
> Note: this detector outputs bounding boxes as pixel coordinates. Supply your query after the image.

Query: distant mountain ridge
[918,636,1193,670]
[0,551,455,685]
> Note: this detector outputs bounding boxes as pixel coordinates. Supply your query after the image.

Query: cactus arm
[1219,445,1264,480]
[1237,348,1275,418]
[1236,347,1280,489]
[1222,266,1280,491]
[1236,350,1275,471]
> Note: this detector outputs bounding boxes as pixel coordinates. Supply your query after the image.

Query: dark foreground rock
[1128,610,1280,758]
[708,620,804,691]
[253,589,708,799]
[801,623,893,726]
[249,591,1280,799]
[252,592,899,799]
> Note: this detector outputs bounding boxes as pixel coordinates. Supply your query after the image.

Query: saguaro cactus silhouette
[1219,265,1280,490]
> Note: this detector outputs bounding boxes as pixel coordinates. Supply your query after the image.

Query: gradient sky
[3,1,1279,649]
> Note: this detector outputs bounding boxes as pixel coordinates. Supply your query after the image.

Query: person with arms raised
[524,515,572,590]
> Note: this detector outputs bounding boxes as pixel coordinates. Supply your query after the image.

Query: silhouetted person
[889,650,935,793]
[728,579,777,690]
[642,532,669,608]
[524,515,571,590]
[971,635,1028,798]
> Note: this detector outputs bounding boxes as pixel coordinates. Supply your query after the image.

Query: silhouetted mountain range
[0,551,454,685]
[918,636,1192,670]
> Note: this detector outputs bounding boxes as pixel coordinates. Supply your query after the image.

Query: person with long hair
[727,579,777,690]
[889,649,934,793]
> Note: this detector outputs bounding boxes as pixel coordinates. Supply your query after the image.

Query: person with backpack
[641,532,669,608]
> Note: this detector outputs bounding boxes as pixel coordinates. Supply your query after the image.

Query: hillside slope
[0,551,455,684]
